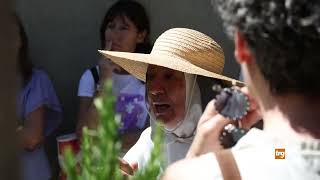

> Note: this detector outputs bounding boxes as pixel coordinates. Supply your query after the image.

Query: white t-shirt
[123,126,194,169]
[78,66,99,97]
[195,128,320,180]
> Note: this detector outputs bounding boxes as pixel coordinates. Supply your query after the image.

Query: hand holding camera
[187,87,261,158]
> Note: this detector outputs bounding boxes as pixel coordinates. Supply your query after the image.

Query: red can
[57,133,80,155]
[57,133,81,180]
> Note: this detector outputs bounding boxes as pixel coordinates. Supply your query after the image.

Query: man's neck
[262,94,320,141]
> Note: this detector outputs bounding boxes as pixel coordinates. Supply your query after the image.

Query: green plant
[62,80,163,180]
[132,124,163,180]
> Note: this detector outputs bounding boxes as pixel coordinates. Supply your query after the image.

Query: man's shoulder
[163,153,221,180]
[231,130,314,179]
[164,128,310,180]
[164,150,306,180]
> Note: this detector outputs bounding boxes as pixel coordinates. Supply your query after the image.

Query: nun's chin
[157,118,180,130]
[151,108,184,129]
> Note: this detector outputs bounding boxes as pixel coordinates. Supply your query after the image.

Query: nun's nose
[149,82,165,96]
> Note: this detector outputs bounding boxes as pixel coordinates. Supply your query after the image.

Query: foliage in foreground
[62,81,163,180]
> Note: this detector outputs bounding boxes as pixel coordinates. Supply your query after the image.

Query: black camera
[214,87,249,149]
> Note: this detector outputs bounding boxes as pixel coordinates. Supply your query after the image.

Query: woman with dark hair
[76,0,152,152]
[16,16,62,180]
[99,0,151,53]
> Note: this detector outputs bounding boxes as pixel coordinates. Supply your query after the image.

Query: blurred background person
[76,0,152,152]
[16,15,62,180]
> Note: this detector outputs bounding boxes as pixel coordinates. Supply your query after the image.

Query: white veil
[149,73,202,167]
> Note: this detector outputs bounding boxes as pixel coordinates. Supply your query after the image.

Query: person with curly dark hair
[162,0,320,179]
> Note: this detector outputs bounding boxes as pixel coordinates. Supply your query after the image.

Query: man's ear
[136,30,147,43]
[234,30,253,64]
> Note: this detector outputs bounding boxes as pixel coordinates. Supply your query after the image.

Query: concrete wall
[16,0,239,132]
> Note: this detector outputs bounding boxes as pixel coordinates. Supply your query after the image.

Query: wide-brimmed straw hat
[99,28,242,85]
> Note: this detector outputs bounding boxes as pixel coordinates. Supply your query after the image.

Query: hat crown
[151,28,225,74]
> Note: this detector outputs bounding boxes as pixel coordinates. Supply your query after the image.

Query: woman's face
[104,15,146,52]
[146,65,186,129]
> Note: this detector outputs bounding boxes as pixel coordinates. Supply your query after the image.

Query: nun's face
[146,65,186,129]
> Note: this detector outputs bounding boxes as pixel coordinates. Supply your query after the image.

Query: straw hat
[99,28,242,85]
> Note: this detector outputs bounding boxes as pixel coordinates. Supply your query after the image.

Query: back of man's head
[215,0,320,98]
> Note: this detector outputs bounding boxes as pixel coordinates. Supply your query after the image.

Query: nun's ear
[197,76,224,108]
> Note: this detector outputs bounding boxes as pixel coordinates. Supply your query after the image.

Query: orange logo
[275,148,285,159]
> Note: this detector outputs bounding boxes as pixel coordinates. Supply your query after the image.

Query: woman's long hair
[16,16,33,86]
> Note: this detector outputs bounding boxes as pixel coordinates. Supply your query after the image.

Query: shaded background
[16,0,240,133]
[0,0,19,179]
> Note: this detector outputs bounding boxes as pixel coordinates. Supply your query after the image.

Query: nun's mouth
[153,102,172,115]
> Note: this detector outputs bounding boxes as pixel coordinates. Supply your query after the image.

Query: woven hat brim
[99,50,243,86]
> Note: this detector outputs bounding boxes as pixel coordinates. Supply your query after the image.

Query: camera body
[214,88,250,148]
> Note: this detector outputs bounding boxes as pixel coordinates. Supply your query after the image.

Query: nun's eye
[164,73,174,80]
[146,73,155,81]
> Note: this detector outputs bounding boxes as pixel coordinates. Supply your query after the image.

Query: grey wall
[16,0,239,132]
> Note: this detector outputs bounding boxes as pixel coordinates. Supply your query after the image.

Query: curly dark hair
[100,0,151,53]
[214,0,320,97]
